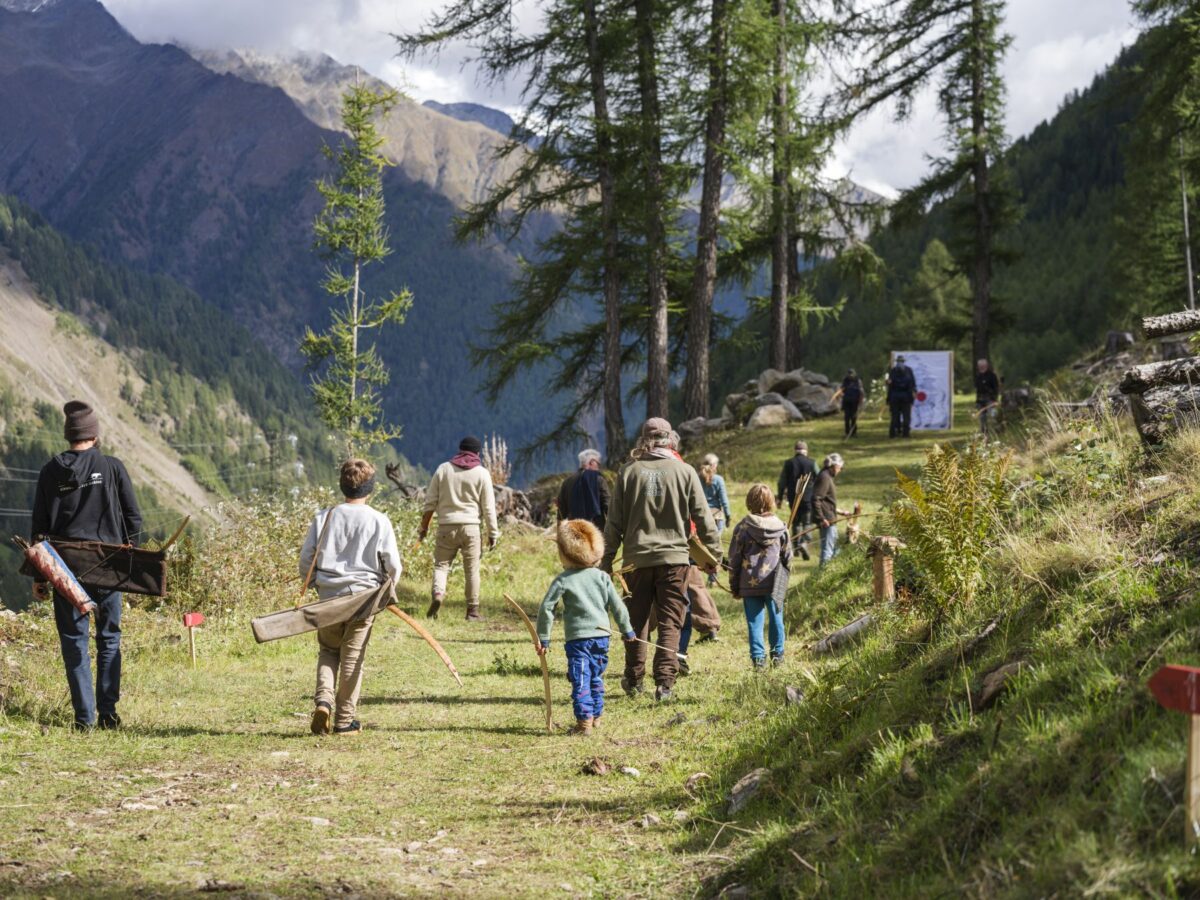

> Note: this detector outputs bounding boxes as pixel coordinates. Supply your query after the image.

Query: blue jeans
[565,636,609,721]
[743,597,784,662]
[53,588,122,727]
[678,600,693,656]
[819,525,839,566]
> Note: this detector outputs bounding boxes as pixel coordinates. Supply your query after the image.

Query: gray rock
[799,368,831,387]
[787,383,838,417]
[976,661,1024,709]
[677,417,708,442]
[726,767,769,815]
[754,391,788,407]
[785,685,805,706]
[756,369,786,395]
[747,404,802,429]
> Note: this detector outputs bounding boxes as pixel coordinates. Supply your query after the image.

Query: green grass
[8,401,1195,897]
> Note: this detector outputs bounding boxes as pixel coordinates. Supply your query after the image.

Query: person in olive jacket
[811,453,849,566]
[601,418,720,703]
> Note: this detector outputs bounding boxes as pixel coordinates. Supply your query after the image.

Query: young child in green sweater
[537,519,636,735]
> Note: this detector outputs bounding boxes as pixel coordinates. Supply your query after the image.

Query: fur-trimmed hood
[557,518,605,568]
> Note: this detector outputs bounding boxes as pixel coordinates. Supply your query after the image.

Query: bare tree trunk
[786,219,803,369]
[769,0,789,372]
[583,0,627,463]
[970,0,992,366]
[635,0,670,419]
[350,255,360,443]
[683,0,729,421]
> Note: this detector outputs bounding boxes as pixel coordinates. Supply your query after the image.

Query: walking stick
[503,593,553,733]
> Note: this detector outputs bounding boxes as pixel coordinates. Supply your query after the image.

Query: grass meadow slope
[1,400,1198,897]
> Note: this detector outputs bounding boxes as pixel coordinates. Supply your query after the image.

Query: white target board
[891,350,954,430]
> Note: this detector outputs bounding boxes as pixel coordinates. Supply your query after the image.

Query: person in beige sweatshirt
[418,435,498,621]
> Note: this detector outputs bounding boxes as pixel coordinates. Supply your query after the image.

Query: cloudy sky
[103,0,1139,196]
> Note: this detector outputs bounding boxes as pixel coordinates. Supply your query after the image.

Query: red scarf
[450,451,481,469]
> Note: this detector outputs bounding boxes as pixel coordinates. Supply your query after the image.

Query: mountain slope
[0,0,563,475]
[195,49,527,210]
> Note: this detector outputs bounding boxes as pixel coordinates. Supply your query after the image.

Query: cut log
[1129,381,1200,444]
[1119,357,1200,394]
[867,536,905,602]
[1144,310,1200,339]
[812,613,873,654]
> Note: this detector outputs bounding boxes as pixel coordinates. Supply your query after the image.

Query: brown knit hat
[63,401,99,442]
[556,519,605,569]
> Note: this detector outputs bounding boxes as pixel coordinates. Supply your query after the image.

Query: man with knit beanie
[418,436,498,621]
[601,417,720,703]
[31,401,142,731]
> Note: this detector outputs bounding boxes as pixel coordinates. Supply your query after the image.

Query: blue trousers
[565,636,609,721]
[53,588,122,727]
[743,596,784,662]
[819,525,839,566]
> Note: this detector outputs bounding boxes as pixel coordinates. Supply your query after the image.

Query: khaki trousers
[432,523,481,605]
[315,616,374,728]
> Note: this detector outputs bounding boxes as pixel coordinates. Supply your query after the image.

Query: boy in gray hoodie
[728,484,792,669]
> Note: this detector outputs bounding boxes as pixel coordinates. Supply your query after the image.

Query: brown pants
[315,616,374,728]
[432,524,481,606]
[624,564,690,689]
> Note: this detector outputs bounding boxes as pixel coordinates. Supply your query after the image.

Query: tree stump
[867,536,906,602]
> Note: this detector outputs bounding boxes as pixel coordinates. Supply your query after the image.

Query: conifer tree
[300,83,412,456]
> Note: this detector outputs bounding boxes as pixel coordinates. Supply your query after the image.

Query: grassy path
[0,407,976,897]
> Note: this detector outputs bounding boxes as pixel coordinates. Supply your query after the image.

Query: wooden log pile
[1119,312,1200,444]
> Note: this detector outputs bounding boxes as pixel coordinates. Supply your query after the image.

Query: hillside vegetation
[2,399,1196,896]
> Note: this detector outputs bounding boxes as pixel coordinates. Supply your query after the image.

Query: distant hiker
[886,355,918,439]
[776,440,817,561]
[418,436,498,622]
[299,459,401,736]
[975,358,1001,437]
[728,484,791,670]
[601,418,721,703]
[536,520,635,736]
[698,453,731,587]
[556,448,610,529]
[30,401,142,731]
[812,453,850,566]
[836,368,866,438]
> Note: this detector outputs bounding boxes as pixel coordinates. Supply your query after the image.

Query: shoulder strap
[298,508,334,603]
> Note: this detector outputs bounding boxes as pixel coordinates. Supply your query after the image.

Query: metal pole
[1182,134,1196,311]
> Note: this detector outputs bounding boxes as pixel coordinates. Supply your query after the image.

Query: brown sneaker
[591,716,601,730]
[426,594,443,619]
[465,605,484,621]
[569,718,593,736]
[310,703,331,735]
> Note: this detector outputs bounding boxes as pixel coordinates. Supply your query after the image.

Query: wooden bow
[503,593,553,733]
[385,604,463,688]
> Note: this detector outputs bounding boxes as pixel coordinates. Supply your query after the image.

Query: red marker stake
[183,612,206,668]
[1148,664,1200,843]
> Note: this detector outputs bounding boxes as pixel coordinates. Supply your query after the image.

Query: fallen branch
[811,614,874,654]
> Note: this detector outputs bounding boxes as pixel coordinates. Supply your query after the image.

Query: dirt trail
[0,257,220,525]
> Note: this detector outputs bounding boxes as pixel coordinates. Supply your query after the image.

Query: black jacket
[887,364,917,404]
[975,370,1000,404]
[31,447,142,546]
[841,377,864,410]
[777,454,817,506]
[557,468,610,528]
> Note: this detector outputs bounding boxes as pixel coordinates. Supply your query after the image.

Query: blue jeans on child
[564,636,609,720]
[53,588,122,727]
[742,596,784,662]
[819,524,839,566]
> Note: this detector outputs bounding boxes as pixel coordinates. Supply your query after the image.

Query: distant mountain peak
[0,0,63,11]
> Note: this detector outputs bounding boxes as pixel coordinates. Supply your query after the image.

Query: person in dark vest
[776,440,817,561]
[886,355,918,439]
[836,368,865,438]
[556,449,610,529]
[974,358,1001,437]
[31,401,142,731]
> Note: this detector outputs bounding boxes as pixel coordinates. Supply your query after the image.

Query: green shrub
[890,442,1013,621]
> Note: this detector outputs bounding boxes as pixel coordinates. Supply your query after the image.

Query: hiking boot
[333,720,363,736]
[621,675,644,697]
[752,658,767,671]
[696,632,719,644]
[796,543,811,562]
[310,702,331,735]
[465,605,484,622]
[569,718,593,736]
[655,685,673,703]
[677,655,691,676]
[591,716,602,730]
[98,713,121,731]
[426,594,443,619]
[770,655,784,669]
[72,721,94,733]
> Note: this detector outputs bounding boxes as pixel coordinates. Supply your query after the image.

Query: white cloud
[102,0,1141,192]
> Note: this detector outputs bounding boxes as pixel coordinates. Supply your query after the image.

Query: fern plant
[890,442,1013,621]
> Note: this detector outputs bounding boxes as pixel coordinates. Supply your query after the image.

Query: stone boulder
[721,392,755,423]
[799,368,831,387]
[677,416,733,443]
[756,368,786,395]
[746,404,803,429]
[787,383,838,417]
